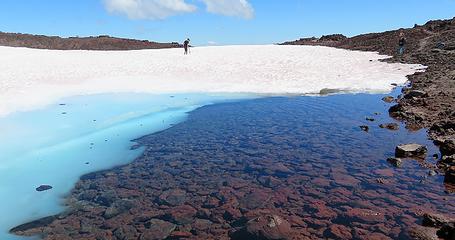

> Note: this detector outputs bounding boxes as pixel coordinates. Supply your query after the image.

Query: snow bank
[0,45,423,116]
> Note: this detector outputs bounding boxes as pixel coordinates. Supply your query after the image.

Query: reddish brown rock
[231,215,292,240]
[325,224,353,239]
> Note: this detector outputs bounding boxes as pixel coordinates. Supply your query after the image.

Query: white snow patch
[0,45,424,116]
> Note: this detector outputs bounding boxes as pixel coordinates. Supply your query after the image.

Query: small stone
[428,170,437,176]
[366,117,375,122]
[360,125,369,132]
[379,123,400,131]
[36,185,53,192]
[231,215,292,240]
[395,144,428,158]
[387,157,403,167]
[382,96,395,103]
[140,219,176,240]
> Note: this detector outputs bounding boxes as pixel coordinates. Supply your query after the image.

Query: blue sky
[0,0,454,45]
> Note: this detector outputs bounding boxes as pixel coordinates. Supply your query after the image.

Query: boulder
[140,219,176,240]
[395,144,428,158]
[444,166,455,184]
[422,213,454,227]
[231,215,292,240]
[441,140,455,156]
[437,222,455,240]
[158,189,186,206]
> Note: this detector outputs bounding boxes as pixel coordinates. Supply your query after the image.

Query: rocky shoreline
[282,18,455,183]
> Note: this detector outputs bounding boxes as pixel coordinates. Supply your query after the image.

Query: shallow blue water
[0,93,251,240]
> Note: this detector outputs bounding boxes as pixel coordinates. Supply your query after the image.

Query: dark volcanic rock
[422,213,454,227]
[387,157,403,167]
[36,185,53,192]
[141,219,176,240]
[231,215,292,240]
[382,96,395,103]
[379,123,400,131]
[395,144,428,158]
[158,189,187,206]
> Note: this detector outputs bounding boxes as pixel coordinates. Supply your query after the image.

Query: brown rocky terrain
[283,17,455,184]
[0,32,181,50]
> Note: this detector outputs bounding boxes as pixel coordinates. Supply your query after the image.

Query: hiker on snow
[398,32,406,55]
[184,38,190,55]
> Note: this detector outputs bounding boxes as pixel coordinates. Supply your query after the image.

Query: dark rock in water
[440,140,455,156]
[379,123,400,131]
[406,225,439,240]
[158,189,186,206]
[444,166,455,184]
[140,219,176,240]
[440,155,455,165]
[165,205,197,225]
[395,144,428,158]
[103,199,134,219]
[360,125,369,132]
[10,215,57,233]
[231,215,292,240]
[36,185,53,192]
[391,83,398,87]
[422,213,454,227]
[366,117,375,122]
[382,96,395,103]
[387,157,403,167]
[437,222,455,240]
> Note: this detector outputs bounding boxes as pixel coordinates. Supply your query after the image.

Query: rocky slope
[0,32,181,50]
[283,17,455,183]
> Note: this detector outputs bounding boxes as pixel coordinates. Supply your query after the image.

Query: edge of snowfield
[0,45,424,116]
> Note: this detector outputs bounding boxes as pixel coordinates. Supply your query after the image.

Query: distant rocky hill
[0,32,181,50]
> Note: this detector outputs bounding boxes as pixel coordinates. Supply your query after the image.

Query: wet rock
[169,231,192,238]
[158,189,187,206]
[422,213,454,227]
[395,144,428,158]
[239,190,270,210]
[382,96,395,103]
[360,125,369,132]
[406,225,439,240]
[165,205,197,225]
[36,185,53,192]
[103,199,134,219]
[387,157,403,167]
[366,117,375,122]
[141,219,176,240]
[113,225,137,240]
[444,166,455,184]
[231,215,292,240]
[437,222,455,240]
[345,208,385,223]
[258,176,281,188]
[10,216,58,233]
[441,140,455,156]
[96,191,117,207]
[379,123,400,131]
[440,155,455,165]
[324,224,352,239]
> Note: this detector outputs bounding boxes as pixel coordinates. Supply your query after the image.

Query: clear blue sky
[0,0,454,45]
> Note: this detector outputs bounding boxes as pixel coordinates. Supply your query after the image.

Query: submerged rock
[387,157,403,167]
[379,123,400,131]
[140,219,176,240]
[35,185,53,192]
[423,213,454,228]
[360,125,369,132]
[395,144,428,158]
[231,215,292,240]
[382,96,395,103]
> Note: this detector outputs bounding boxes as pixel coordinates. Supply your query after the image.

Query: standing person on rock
[183,38,190,55]
[398,32,406,55]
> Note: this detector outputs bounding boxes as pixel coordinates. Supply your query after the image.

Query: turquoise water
[0,93,251,240]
